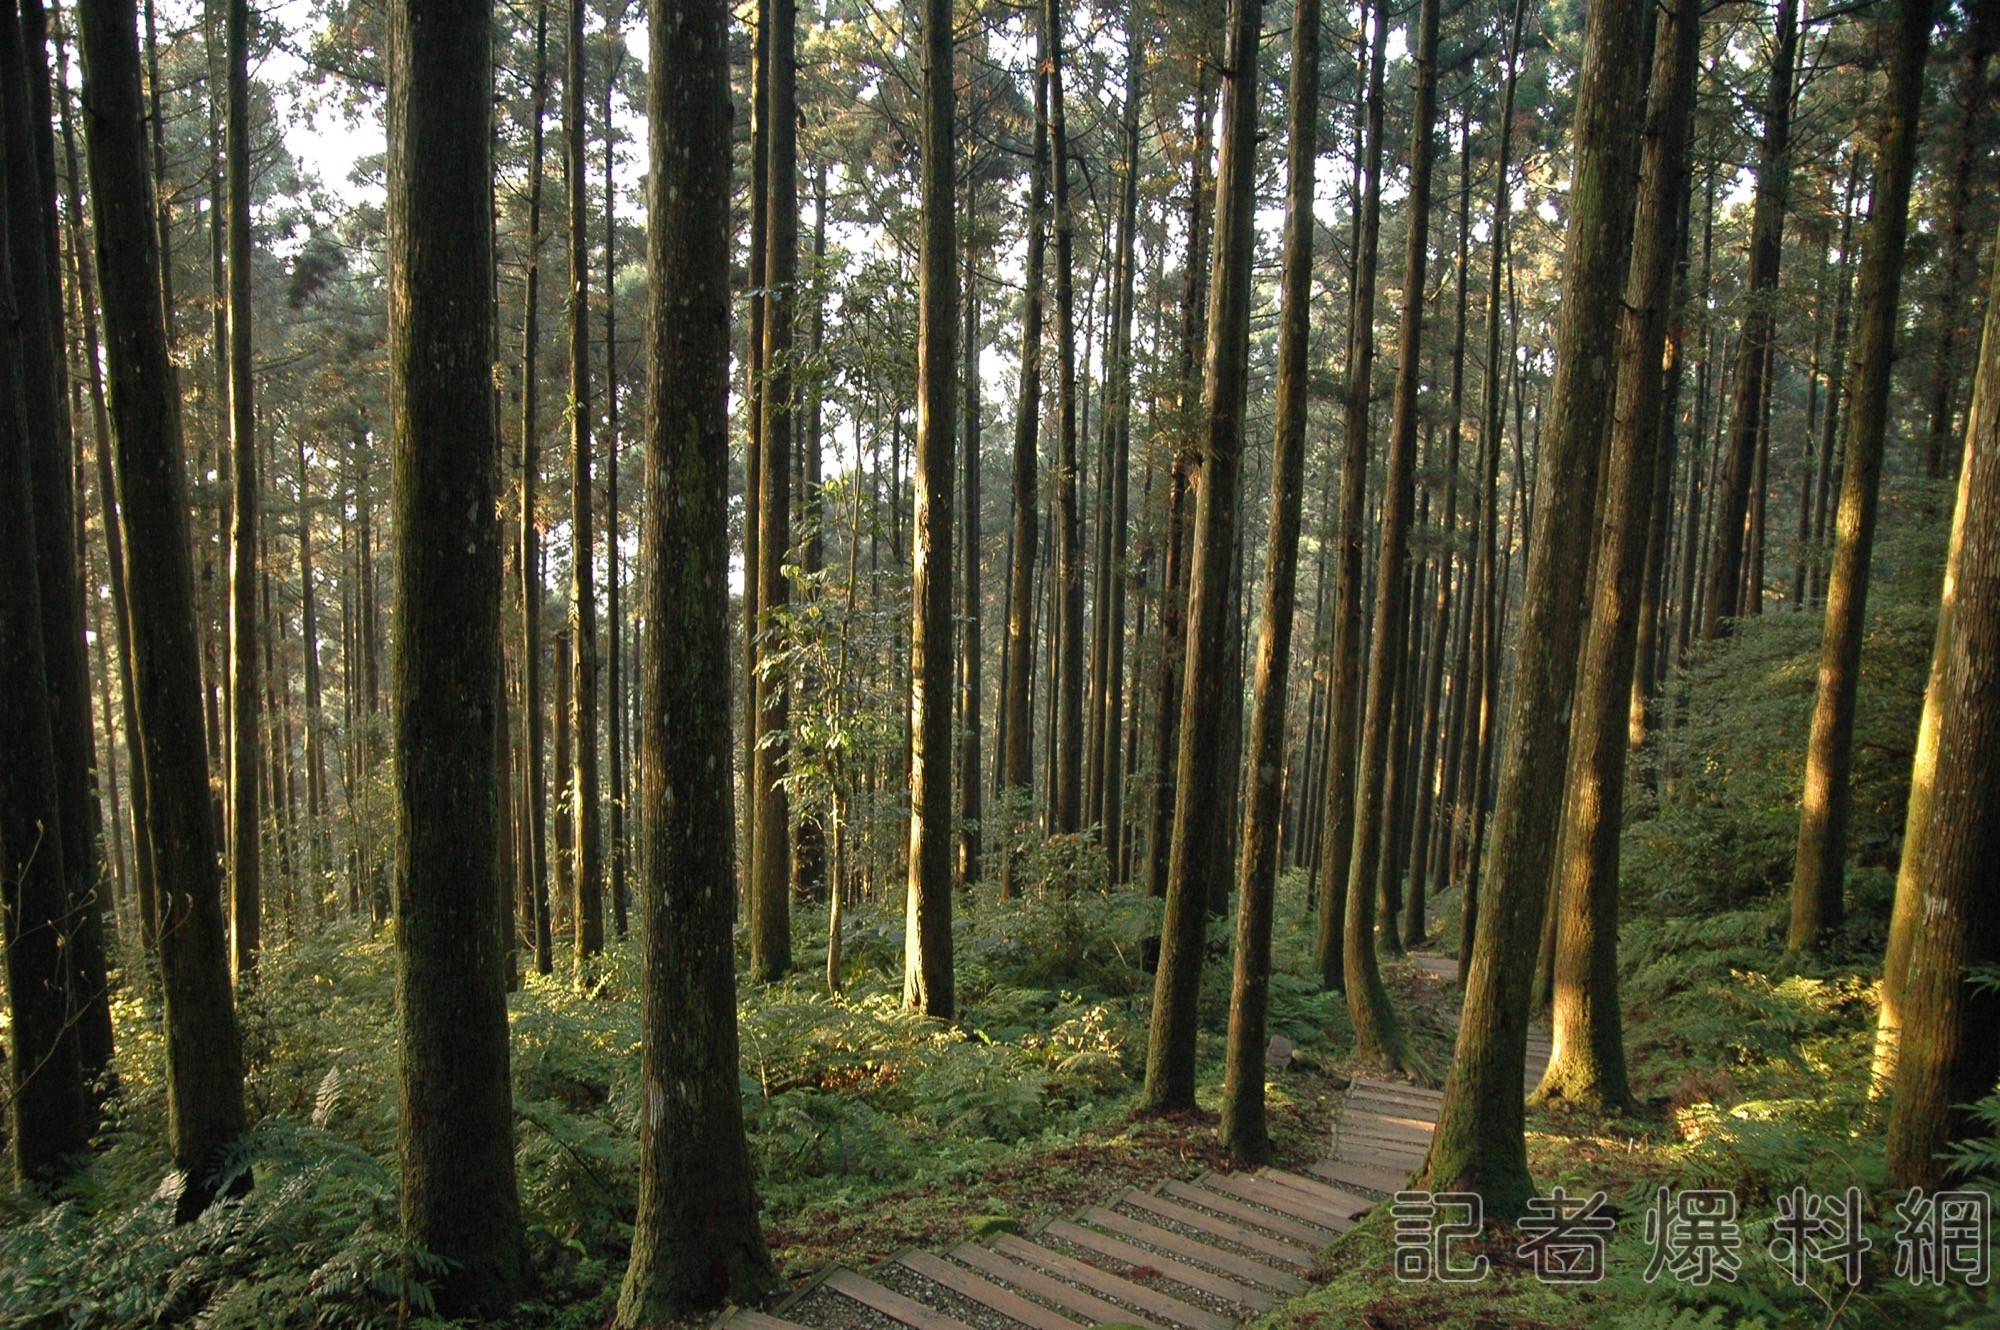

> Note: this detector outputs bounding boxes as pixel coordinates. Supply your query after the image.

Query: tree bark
[998,60,1047,895]
[750,0,796,980]
[1700,0,1797,637]
[1315,0,1385,993]
[1536,0,1699,1114]
[1143,0,1262,1112]
[1788,0,1935,954]
[519,0,553,974]
[1884,215,2000,1191]
[1344,0,1438,1074]
[1220,0,1315,1160]
[78,0,249,1219]
[903,0,956,1018]
[567,0,602,963]
[1419,0,1646,1213]
[613,0,776,1305]
[1,24,88,1179]
[224,0,257,983]
[385,0,528,1305]
[1048,0,1083,836]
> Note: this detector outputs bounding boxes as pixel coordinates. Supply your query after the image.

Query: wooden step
[1161,1179,1341,1249]
[891,1249,1081,1330]
[722,1311,813,1330]
[1195,1173,1355,1234]
[1336,1131,1430,1162]
[1113,1189,1318,1270]
[1342,1108,1435,1138]
[1347,1081,1443,1106]
[1075,1207,1307,1294]
[1308,1159,1417,1196]
[989,1234,1233,1330]
[949,1243,1165,1330]
[1254,1169,1373,1222]
[1039,1218,1275,1311]
[822,1267,976,1330]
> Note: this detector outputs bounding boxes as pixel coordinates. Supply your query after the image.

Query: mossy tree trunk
[1220,0,1316,1161]
[1885,203,2000,1191]
[1536,0,1699,1114]
[385,0,527,1307]
[77,0,248,1219]
[904,0,956,1019]
[1144,0,1262,1112]
[1788,0,1935,955]
[1419,0,1646,1215]
[1343,0,1438,1074]
[615,0,777,1306]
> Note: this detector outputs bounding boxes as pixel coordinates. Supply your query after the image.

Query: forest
[0,0,1996,1320]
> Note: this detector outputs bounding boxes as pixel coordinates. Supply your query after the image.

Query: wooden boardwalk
[722,954,1550,1330]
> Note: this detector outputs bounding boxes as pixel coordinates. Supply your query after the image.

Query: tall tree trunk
[1344,0,1439,1072]
[1406,116,1472,948]
[742,0,770,907]
[519,0,553,973]
[11,0,112,1077]
[614,0,777,1301]
[1452,0,1526,955]
[1788,0,1934,954]
[553,626,573,932]
[904,0,956,1017]
[1140,67,1211,904]
[1,15,88,1178]
[1536,0,1698,1112]
[1221,0,1316,1160]
[1315,0,1386,993]
[605,71,627,938]
[77,0,248,1217]
[1420,0,1646,1212]
[567,0,602,963]
[1884,215,2000,1190]
[384,0,528,1304]
[1143,0,1262,1111]
[750,0,796,980]
[998,60,1047,894]
[1048,0,1083,835]
[1808,159,1859,607]
[1088,21,1141,864]
[793,157,828,901]
[958,174,983,887]
[224,0,257,983]
[1700,0,1797,637]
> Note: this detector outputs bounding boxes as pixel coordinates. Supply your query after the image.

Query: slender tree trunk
[553,626,574,931]
[793,158,828,900]
[1144,0,1263,1111]
[567,0,602,963]
[384,0,528,1303]
[1701,0,1797,638]
[1141,68,1211,905]
[1048,0,1083,836]
[519,0,553,974]
[1452,0,1525,952]
[742,0,769,907]
[958,174,983,887]
[224,0,257,983]
[1420,0,1646,1212]
[605,71,627,938]
[1316,0,1386,992]
[998,60,1047,894]
[1221,0,1316,1160]
[1406,117,1472,948]
[1884,220,2000,1190]
[1788,0,1935,954]
[1808,160,1859,608]
[1344,0,1438,1072]
[904,0,956,1017]
[1536,0,1698,1113]
[77,0,248,1217]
